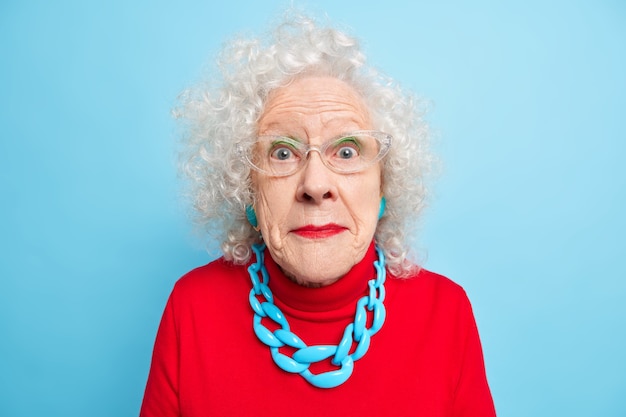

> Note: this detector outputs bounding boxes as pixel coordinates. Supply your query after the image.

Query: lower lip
[293,227,346,239]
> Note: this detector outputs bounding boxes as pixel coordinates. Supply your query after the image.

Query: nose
[296,151,338,203]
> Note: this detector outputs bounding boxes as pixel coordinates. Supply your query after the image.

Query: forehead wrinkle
[260,116,368,142]
[259,104,370,137]
[257,76,371,138]
[262,99,366,120]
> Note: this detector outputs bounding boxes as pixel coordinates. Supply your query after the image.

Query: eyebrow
[260,130,366,144]
[269,137,301,145]
[262,134,303,142]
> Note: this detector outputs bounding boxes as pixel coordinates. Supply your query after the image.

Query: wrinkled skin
[253,76,382,287]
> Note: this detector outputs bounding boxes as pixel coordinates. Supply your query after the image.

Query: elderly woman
[140,12,495,417]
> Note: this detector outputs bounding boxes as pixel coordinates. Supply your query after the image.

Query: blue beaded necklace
[247,243,387,388]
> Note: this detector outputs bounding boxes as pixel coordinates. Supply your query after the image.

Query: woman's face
[253,76,382,287]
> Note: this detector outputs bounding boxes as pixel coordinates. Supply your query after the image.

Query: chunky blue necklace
[247,243,387,389]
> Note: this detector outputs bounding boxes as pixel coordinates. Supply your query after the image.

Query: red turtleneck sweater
[140,243,496,416]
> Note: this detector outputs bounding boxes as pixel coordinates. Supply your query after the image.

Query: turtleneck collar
[263,241,377,313]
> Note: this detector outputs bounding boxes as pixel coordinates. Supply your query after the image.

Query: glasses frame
[239,130,392,177]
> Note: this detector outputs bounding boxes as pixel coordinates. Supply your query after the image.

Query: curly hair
[176,11,433,277]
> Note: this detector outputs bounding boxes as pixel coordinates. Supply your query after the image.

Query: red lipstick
[292,224,347,239]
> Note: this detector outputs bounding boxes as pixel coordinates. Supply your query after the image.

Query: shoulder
[390,267,468,299]
[386,267,474,318]
[168,257,251,306]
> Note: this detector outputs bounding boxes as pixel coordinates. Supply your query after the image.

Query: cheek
[254,180,293,230]
[360,192,382,227]
[341,176,382,234]
[355,173,382,212]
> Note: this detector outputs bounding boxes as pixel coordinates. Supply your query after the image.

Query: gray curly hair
[177,11,432,277]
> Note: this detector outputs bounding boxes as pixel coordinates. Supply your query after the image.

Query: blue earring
[378,196,386,220]
[245,205,258,229]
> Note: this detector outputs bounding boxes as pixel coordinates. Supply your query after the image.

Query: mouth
[292,224,347,239]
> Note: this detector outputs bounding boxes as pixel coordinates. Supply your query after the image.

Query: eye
[268,138,300,161]
[271,146,294,160]
[333,137,361,159]
[337,146,357,159]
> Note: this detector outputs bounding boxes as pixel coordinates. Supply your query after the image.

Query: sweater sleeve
[451,292,497,416]
[140,293,181,417]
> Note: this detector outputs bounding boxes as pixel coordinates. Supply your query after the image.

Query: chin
[271,234,369,285]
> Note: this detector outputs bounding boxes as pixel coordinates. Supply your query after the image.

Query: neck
[281,266,342,287]
[247,241,388,388]
[264,242,378,313]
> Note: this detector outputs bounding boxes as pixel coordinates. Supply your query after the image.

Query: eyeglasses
[239,130,392,177]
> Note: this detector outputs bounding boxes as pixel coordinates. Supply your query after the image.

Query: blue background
[1,1,624,415]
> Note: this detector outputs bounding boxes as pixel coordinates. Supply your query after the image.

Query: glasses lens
[251,136,303,176]
[323,133,385,173]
